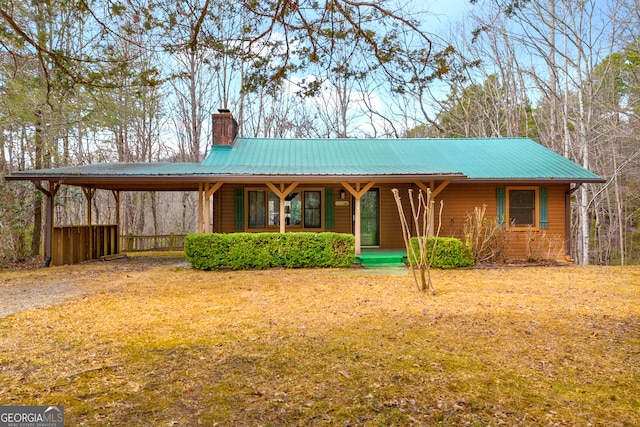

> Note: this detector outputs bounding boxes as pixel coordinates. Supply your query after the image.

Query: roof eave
[465,177,606,184]
[6,172,604,184]
[5,172,469,191]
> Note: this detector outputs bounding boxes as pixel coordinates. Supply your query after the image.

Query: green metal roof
[6,137,604,191]
[201,137,603,182]
[15,162,204,176]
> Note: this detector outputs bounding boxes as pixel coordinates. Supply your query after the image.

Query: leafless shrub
[463,205,511,264]
[392,188,443,294]
[525,228,565,262]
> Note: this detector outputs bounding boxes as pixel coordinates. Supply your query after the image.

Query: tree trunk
[612,148,624,265]
[31,109,44,257]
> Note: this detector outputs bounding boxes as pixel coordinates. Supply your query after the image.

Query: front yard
[1,255,638,425]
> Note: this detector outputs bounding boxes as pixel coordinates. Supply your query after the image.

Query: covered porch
[6,167,453,266]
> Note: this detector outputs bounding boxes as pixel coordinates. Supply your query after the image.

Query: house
[6,110,604,266]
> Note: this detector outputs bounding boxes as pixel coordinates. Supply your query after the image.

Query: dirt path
[0,255,190,318]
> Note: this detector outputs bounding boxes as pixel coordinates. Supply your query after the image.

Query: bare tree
[437,0,625,264]
[392,188,443,294]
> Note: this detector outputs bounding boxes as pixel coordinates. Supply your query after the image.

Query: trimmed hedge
[409,237,474,269]
[185,232,355,270]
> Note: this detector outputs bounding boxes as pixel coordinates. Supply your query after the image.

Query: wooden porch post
[33,181,59,267]
[341,181,375,256]
[81,188,94,227]
[112,190,120,254]
[47,183,58,266]
[197,183,203,233]
[82,188,95,259]
[204,183,211,232]
[355,195,361,255]
[204,182,223,232]
[415,180,450,198]
[265,182,299,233]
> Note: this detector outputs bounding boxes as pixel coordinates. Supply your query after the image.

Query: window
[267,192,280,225]
[248,190,266,228]
[507,187,538,228]
[246,188,321,229]
[285,192,302,225]
[304,191,322,228]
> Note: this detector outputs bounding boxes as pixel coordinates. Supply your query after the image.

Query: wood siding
[378,184,411,248]
[213,182,570,261]
[433,183,569,260]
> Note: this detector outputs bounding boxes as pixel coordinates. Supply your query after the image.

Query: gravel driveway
[0,255,190,318]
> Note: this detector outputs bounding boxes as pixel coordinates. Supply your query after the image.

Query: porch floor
[356,248,408,267]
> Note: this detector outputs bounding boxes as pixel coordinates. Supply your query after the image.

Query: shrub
[463,205,510,263]
[185,232,355,270]
[409,237,474,269]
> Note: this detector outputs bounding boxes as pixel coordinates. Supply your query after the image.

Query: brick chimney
[211,108,238,146]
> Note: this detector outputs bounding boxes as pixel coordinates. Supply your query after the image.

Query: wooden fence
[52,225,118,266]
[120,233,187,252]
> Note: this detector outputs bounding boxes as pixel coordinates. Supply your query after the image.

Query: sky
[279,0,478,138]
[167,0,478,144]
[420,0,473,29]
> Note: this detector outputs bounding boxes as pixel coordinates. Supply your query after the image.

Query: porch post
[354,194,361,255]
[204,183,211,232]
[82,189,93,226]
[33,181,59,267]
[265,182,299,233]
[82,188,95,259]
[112,190,120,254]
[279,198,286,233]
[47,183,57,266]
[204,182,223,233]
[198,182,203,233]
[414,180,450,199]
[341,181,375,257]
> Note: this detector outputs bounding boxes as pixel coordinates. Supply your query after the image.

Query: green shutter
[325,188,334,229]
[496,187,506,228]
[234,189,244,230]
[539,188,548,228]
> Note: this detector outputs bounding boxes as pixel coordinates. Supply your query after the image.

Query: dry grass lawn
[0,253,639,426]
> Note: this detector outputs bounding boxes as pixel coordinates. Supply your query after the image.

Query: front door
[355,189,380,247]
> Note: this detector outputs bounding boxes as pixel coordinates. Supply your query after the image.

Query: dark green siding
[235,189,244,230]
[496,187,506,227]
[539,188,548,228]
[325,188,334,229]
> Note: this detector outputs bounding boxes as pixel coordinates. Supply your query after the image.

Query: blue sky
[420,0,473,29]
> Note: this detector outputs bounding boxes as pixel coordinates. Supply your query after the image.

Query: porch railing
[120,233,187,252]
